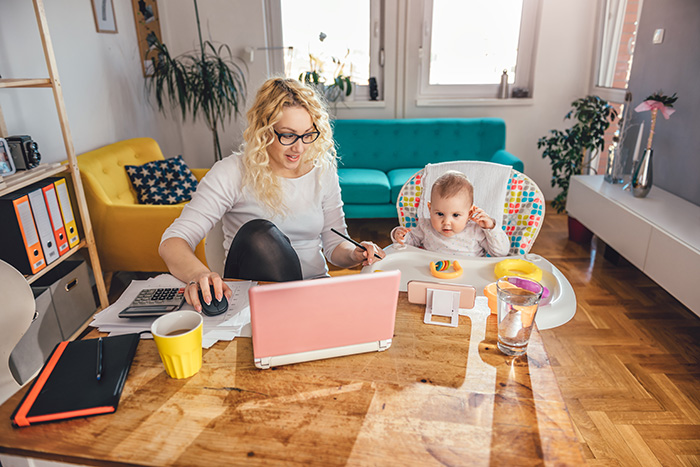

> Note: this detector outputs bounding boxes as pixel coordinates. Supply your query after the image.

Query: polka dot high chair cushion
[397,168,545,255]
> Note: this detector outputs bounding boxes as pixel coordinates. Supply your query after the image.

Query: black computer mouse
[198,285,228,316]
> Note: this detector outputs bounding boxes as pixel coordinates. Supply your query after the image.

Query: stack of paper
[90,274,256,348]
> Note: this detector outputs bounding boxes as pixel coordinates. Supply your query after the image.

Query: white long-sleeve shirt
[161,154,347,279]
[403,218,510,257]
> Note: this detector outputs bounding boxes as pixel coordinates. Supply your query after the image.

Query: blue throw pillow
[125,155,198,205]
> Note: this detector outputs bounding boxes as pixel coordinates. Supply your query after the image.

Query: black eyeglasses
[273,126,320,146]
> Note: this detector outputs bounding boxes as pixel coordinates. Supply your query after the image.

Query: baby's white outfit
[400,218,510,257]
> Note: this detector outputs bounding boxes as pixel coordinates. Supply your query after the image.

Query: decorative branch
[634,91,678,150]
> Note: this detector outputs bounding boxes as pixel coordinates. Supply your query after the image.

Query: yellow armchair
[77,138,208,273]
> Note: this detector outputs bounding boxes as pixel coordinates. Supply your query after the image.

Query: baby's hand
[391,226,411,244]
[470,206,495,230]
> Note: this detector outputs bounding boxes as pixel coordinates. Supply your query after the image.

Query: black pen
[96,337,103,381]
[330,228,382,260]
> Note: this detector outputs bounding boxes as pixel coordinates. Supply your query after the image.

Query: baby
[392,171,510,257]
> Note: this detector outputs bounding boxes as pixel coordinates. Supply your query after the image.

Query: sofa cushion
[343,204,399,219]
[125,155,198,205]
[388,168,423,204]
[337,168,390,205]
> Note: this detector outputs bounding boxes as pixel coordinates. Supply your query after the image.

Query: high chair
[396,161,545,255]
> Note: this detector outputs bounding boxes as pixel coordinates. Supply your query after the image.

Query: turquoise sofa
[333,118,524,218]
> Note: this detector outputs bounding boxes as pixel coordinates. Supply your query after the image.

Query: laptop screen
[249,270,401,361]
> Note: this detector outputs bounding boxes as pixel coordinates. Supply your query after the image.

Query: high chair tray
[361,245,576,330]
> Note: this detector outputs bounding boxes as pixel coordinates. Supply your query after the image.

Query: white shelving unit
[0,0,108,321]
[567,175,700,318]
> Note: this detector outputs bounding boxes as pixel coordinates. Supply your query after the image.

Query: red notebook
[11,334,139,427]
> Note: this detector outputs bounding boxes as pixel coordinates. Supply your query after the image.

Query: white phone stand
[423,288,460,327]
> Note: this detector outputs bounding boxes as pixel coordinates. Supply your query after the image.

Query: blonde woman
[159,78,384,311]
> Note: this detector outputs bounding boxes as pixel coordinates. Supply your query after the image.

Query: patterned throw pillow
[125,155,198,205]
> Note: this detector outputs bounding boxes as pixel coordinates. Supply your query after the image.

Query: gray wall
[624,0,700,205]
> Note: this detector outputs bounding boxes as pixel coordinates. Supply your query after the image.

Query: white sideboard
[566,175,700,318]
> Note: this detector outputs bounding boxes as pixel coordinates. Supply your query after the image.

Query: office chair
[0,260,36,406]
[205,221,226,277]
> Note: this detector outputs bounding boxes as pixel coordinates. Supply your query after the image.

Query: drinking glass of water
[496,276,544,356]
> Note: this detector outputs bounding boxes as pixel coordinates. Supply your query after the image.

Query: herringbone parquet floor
[109,208,700,465]
[340,210,700,466]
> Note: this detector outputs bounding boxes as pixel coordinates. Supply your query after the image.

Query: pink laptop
[249,270,401,369]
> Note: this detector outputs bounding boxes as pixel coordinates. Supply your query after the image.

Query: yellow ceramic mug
[151,310,203,379]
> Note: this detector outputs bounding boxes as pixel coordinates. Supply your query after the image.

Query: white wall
[0,0,269,169]
[1,0,598,199]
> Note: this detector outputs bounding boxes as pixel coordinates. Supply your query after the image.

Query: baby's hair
[431,170,473,202]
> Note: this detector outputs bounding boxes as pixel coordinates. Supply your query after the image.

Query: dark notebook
[11,333,140,427]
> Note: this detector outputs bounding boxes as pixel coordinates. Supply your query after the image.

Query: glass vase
[631,148,653,198]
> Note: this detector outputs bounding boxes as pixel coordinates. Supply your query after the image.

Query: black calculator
[118,287,186,318]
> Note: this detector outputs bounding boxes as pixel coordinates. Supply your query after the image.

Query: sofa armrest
[190,168,209,182]
[80,171,114,207]
[490,150,524,173]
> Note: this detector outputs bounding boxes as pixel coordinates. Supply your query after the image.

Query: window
[266,0,541,112]
[590,0,643,174]
[276,0,383,101]
[418,0,539,100]
[592,0,643,101]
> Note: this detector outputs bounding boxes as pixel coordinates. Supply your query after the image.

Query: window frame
[589,0,644,103]
[416,0,541,101]
[265,0,385,103]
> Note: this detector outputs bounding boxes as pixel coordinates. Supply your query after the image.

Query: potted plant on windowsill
[298,32,353,105]
[538,95,617,242]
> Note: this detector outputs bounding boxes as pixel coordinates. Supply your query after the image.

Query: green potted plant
[145,0,247,162]
[538,95,617,241]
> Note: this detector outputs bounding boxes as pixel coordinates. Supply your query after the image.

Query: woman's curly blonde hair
[241,77,336,215]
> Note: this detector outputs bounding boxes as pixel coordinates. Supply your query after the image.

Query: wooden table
[0,294,584,466]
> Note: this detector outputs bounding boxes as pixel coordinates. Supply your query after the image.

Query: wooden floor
[340,211,700,466]
[108,210,700,465]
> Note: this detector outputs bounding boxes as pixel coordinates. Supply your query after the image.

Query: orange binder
[0,191,47,274]
[41,181,70,256]
[51,178,80,248]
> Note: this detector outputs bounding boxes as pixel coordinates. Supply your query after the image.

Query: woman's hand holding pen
[330,228,385,266]
[353,241,385,266]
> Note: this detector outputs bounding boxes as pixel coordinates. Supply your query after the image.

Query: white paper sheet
[90,274,255,348]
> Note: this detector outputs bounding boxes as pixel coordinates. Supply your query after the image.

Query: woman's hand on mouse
[185,271,231,312]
